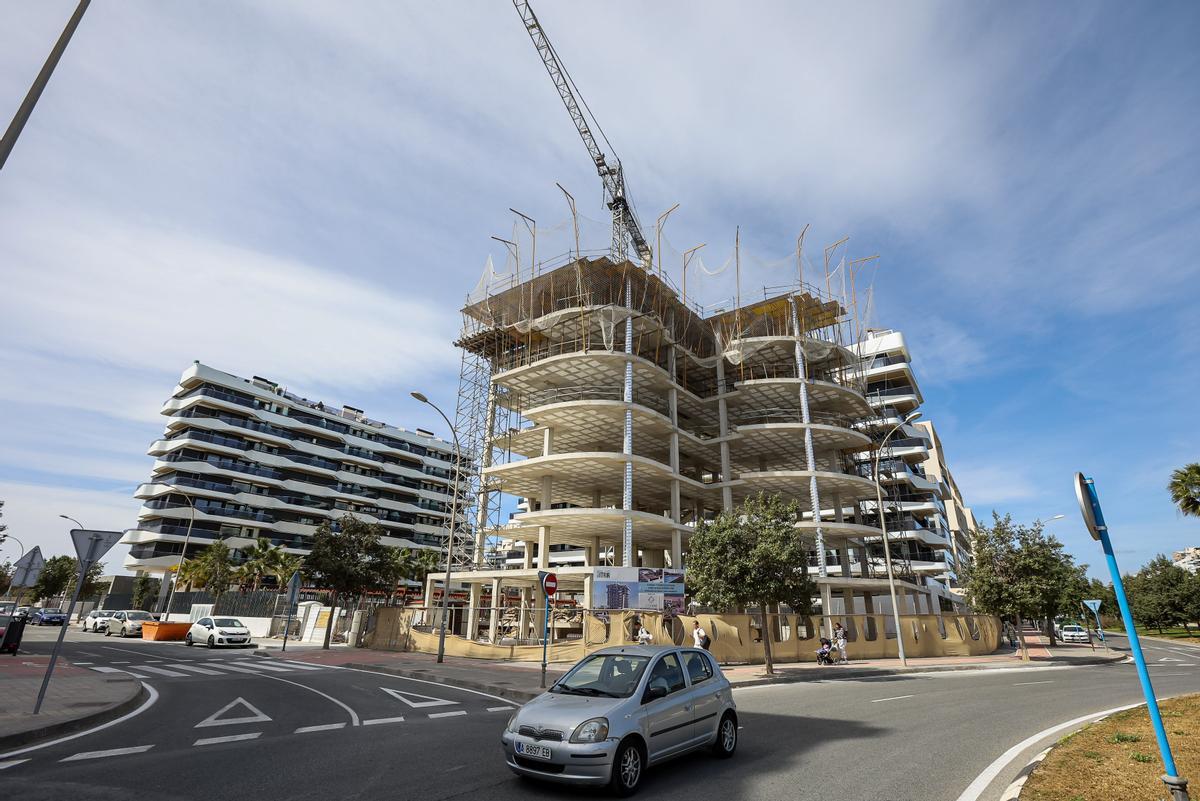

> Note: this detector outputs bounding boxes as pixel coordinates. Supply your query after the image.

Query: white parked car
[186,617,252,648]
[81,609,116,632]
[1061,624,1090,644]
[106,610,155,638]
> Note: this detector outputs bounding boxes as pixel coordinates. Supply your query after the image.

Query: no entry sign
[541,571,557,596]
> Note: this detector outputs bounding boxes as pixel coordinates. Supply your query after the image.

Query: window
[198,618,212,627]
[684,651,713,684]
[647,653,687,695]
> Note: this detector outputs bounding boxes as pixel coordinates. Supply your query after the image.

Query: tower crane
[512,0,652,270]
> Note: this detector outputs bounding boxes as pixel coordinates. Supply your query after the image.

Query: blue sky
[1,2,1197,577]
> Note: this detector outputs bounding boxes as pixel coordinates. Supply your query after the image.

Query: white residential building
[121,362,461,576]
[1174,547,1200,574]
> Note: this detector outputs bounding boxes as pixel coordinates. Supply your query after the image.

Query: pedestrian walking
[834,622,848,664]
[637,623,654,645]
[692,620,711,650]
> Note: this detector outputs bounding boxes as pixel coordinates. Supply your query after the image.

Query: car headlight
[570,717,609,743]
[506,712,521,734]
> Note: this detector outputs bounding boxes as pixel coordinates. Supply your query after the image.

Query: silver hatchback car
[501,645,737,796]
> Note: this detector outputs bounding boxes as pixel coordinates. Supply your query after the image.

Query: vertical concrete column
[589,536,600,566]
[518,586,530,641]
[466,583,482,642]
[592,489,603,508]
[820,583,834,639]
[642,549,664,568]
[522,541,533,569]
[473,381,499,566]
[790,297,827,578]
[424,573,437,609]
[583,573,594,610]
[622,276,635,567]
[670,529,682,569]
[542,426,553,457]
[715,361,733,511]
[488,578,502,643]
[538,475,552,569]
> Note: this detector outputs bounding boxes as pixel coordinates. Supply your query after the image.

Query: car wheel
[713,713,738,758]
[104,627,111,637]
[185,633,193,647]
[207,635,215,649]
[609,738,644,797]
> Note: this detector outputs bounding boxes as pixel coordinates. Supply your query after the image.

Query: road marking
[195,698,273,728]
[487,706,516,712]
[61,745,155,762]
[73,662,94,666]
[380,687,457,708]
[110,661,130,664]
[1012,680,1055,686]
[266,660,324,671]
[230,661,295,673]
[870,694,914,703]
[166,663,225,675]
[89,666,150,679]
[428,710,468,719]
[0,684,160,761]
[320,664,513,705]
[954,701,1148,801]
[194,732,262,746]
[0,759,31,770]
[135,665,190,677]
[362,716,406,726]
[241,673,361,727]
[202,663,268,674]
[295,723,347,733]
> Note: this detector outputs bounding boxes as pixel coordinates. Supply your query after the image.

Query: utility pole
[0,1,91,171]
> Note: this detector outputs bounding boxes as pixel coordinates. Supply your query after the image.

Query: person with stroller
[834,622,849,664]
[816,636,836,665]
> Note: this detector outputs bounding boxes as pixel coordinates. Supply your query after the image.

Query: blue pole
[1082,476,1185,793]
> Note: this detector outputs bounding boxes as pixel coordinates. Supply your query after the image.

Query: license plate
[516,742,552,760]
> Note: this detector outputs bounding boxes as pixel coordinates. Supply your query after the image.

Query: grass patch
[1107,624,1200,646]
[1023,694,1199,801]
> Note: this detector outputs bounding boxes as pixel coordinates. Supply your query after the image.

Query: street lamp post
[411,392,464,665]
[161,494,197,623]
[1,533,26,560]
[872,411,922,667]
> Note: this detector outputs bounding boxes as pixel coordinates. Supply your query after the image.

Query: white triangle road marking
[194,697,273,728]
[1158,657,1182,662]
[380,687,458,708]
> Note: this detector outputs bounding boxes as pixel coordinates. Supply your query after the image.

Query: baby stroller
[815,637,838,666]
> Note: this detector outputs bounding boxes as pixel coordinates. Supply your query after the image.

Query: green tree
[962,514,1086,656]
[686,492,814,675]
[31,555,76,604]
[377,548,415,603]
[0,560,13,597]
[269,552,305,590]
[1126,555,1191,633]
[236,536,281,591]
[132,575,159,609]
[305,514,390,649]
[408,548,443,588]
[1168,463,1200,518]
[181,542,237,607]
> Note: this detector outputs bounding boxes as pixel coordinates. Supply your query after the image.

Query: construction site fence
[364,606,1001,665]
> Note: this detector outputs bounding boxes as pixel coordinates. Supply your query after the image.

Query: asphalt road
[3,628,1198,801]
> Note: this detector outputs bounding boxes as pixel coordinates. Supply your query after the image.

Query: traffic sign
[287,570,302,607]
[11,546,45,588]
[540,571,557,596]
[69,529,124,566]
[1074,473,1104,541]
[1083,599,1102,613]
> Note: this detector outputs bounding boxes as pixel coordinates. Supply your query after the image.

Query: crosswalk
[85,659,328,680]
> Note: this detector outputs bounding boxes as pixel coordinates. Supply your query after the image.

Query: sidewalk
[258,631,1126,703]
[0,654,144,751]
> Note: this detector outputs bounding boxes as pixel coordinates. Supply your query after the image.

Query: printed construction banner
[593,567,685,615]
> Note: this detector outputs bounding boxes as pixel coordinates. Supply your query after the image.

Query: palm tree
[269,552,304,590]
[1169,464,1200,518]
[190,541,236,606]
[409,548,443,587]
[236,537,278,591]
[377,548,415,603]
[175,558,205,592]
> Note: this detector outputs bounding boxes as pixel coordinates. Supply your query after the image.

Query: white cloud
[952,463,1039,506]
[0,481,142,571]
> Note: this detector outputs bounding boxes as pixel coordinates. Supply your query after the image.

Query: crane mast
[512,0,652,269]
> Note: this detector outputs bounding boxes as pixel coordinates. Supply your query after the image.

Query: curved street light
[1,533,26,560]
[871,411,922,667]
[411,391,464,665]
[161,494,197,623]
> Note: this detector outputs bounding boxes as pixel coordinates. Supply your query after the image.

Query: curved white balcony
[728,377,871,417]
[506,507,688,549]
[728,469,879,504]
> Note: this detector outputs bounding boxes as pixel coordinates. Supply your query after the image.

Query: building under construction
[435,252,945,643]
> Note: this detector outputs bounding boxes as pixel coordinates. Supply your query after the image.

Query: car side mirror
[642,685,668,704]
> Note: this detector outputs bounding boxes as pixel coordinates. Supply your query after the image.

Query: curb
[0,678,147,752]
[1000,745,1052,800]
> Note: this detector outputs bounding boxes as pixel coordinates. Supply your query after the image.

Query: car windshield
[43,609,64,615]
[214,618,244,628]
[126,612,153,621]
[1064,626,1083,632]
[98,610,114,616]
[552,653,651,698]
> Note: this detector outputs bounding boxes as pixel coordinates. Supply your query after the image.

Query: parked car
[13,607,31,621]
[501,645,738,795]
[186,617,253,648]
[106,610,154,638]
[32,607,68,626]
[1061,624,1090,644]
[82,609,116,633]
